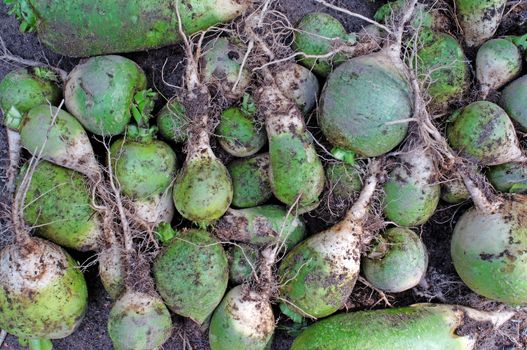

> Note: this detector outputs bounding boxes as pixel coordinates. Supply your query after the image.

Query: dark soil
[1,1,527,350]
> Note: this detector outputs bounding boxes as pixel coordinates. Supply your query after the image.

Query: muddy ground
[1,0,527,349]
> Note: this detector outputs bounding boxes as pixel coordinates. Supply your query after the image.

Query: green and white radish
[293,12,352,77]
[291,303,513,350]
[383,148,440,227]
[477,38,522,98]
[0,67,61,193]
[200,37,251,101]
[153,228,228,324]
[454,0,507,47]
[228,153,272,208]
[278,159,384,320]
[216,103,266,157]
[500,75,527,131]
[487,162,527,193]
[441,178,470,204]
[362,227,428,293]
[215,205,306,249]
[98,243,125,300]
[19,161,102,251]
[156,98,189,143]
[64,55,147,136]
[446,101,525,166]
[274,63,320,114]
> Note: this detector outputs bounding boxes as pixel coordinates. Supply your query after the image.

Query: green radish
[446,101,525,166]
[156,98,189,143]
[228,153,272,208]
[215,205,306,249]
[441,178,470,204]
[487,162,527,193]
[6,0,249,57]
[274,63,320,114]
[454,0,506,47]
[4,105,101,179]
[0,67,61,193]
[107,291,172,350]
[110,125,177,225]
[477,38,522,98]
[255,70,325,210]
[293,12,352,77]
[291,303,513,350]
[500,75,527,130]
[98,244,125,300]
[383,149,440,227]
[325,162,362,200]
[415,30,469,112]
[362,227,428,293]
[374,0,435,29]
[153,228,228,324]
[278,160,383,320]
[200,37,251,101]
[319,53,413,157]
[216,104,266,157]
[227,244,259,284]
[451,191,527,304]
[209,284,275,350]
[19,161,102,251]
[64,55,147,136]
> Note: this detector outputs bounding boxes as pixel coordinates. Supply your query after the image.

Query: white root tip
[6,129,21,194]
[462,307,515,328]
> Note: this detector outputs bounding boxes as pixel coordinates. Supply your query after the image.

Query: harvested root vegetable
[500,75,527,130]
[156,98,189,143]
[291,303,513,349]
[200,37,251,101]
[216,105,266,157]
[227,243,259,284]
[18,161,102,251]
[278,159,383,320]
[4,105,100,179]
[319,53,412,157]
[441,178,470,204]
[274,63,320,114]
[153,228,228,324]
[477,38,522,98]
[383,149,440,227]
[454,0,507,47]
[228,153,272,208]
[294,12,351,76]
[98,244,125,300]
[65,55,147,136]
[451,192,527,304]
[446,101,524,166]
[487,162,527,193]
[325,162,362,200]
[215,205,306,249]
[362,227,428,293]
[107,291,172,350]
[6,0,249,56]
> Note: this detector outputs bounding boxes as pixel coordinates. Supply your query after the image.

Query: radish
[500,75,527,131]
[294,12,352,77]
[19,161,102,251]
[0,67,61,193]
[215,205,306,248]
[274,63,320,114]
[487,162,527,193]
[383,148,440,227]
[65,55,148,136]
[6,0,250,56]
[227,243,259,284]
[454,0,506,47]
[156,98,189,143]
[477,38,522,98]
[216,103,266,157]
[325,162,362,200]
[446,101,525,166]
[362,227,428,293]
[201,37,251,101]
[153,228,228,324]
[278,159,384,320]
[291,303,513,349]
[441,178,470,204]
[228,153,272,208]
[98,244,125,300]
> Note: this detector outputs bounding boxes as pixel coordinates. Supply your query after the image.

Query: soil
[1,1,527,350]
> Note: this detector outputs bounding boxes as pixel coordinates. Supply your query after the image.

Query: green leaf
[331,147,356,165]
[155,222,176,244]
[509,183,527,193]
[28,339,53,350]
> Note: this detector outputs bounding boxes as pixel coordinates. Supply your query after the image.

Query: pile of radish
[2,0,527,349]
